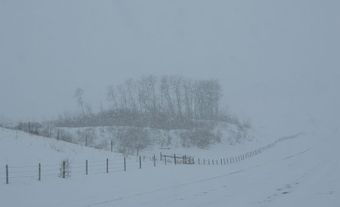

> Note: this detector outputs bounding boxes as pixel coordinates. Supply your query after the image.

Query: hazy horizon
[1,0,339,133]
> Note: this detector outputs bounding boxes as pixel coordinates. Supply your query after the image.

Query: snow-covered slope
[0,126,339,206]
[0,127,121,166]
[59,122,256,157]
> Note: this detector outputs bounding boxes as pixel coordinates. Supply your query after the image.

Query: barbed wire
[1,134,300,185]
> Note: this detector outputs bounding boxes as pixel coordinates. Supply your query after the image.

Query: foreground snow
[0,127,339,206]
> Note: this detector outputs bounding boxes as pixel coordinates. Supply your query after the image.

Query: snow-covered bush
[180,127,221,149]
[76,128,96,146]
[116,127,150,155]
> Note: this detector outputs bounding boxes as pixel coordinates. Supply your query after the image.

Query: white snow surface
[0,127,339,207]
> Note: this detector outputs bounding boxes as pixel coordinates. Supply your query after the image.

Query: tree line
[57,75,226,129]
[12,76,251,153]
[106,75,222,120]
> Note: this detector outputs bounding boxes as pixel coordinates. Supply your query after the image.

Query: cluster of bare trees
[55,76,227,130]
[107,75,222,121]
[8,76,252,154]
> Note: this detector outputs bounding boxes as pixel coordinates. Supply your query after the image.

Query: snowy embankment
[58,122,259,158]
[0,127,339,206]
[0,127,121,166]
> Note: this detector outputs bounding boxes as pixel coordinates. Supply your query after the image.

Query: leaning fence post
[106,158,109,174]
[124,157,126,172]
[6,164,9,184]
[38,163,41,181]
[139,156,142,169]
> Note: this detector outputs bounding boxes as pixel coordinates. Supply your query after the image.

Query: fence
[1,153,194,185]
[1,133,300,185]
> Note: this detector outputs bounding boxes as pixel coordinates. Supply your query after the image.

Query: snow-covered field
[0,126,339,207]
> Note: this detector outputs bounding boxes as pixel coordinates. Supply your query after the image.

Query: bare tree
[107,85,118,110]
[74,88,85,115]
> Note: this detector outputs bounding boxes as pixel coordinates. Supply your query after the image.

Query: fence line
[1,134,300,185]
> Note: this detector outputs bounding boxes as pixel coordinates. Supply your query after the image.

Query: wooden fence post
[124,157,126,172]
[106,158,109,174]
[38,163,41,181]
[174,154,177,165]
[86,160,88,175]
[139,156,142,169]
[153,154,156,167]
[110,140,113,152]
[62,161,66,179]
[6,164,9,184]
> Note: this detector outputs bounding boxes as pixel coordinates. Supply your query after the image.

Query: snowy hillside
[58,121,254,156]
[0,127,121,167]
[0,126,339,206]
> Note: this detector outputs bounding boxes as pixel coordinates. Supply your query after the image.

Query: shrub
[180,127,221,149]
[116,127,150,155]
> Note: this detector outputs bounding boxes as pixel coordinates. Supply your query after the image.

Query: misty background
[0,0,339,135]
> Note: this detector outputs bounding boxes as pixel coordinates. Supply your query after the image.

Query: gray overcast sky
[0,0,339,133]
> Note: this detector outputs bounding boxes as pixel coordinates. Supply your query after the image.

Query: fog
[1,0,339,134]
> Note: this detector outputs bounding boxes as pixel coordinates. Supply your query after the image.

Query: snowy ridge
[0,126,300,186]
